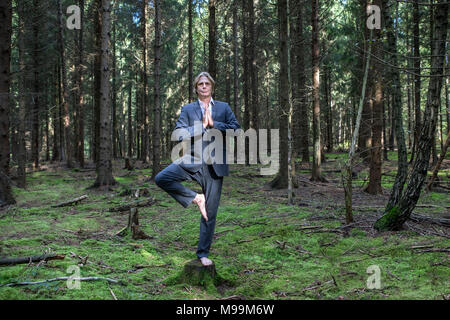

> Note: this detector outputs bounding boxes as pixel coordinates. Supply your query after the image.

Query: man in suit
[155,72,240,266]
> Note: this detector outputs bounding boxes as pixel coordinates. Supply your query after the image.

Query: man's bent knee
[154,171,165,188]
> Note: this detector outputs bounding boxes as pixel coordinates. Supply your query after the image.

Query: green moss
[374,206,401,231]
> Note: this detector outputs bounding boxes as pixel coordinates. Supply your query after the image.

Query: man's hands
[202,107,214,129]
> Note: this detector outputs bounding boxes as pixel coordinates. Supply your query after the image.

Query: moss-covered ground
[0,151,449,300]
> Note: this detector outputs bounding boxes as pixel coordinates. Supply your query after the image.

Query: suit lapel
[194,100,202,122]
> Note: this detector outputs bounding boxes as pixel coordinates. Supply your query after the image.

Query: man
[155,72,240,266]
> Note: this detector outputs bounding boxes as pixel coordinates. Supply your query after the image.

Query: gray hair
[193,72,215,96]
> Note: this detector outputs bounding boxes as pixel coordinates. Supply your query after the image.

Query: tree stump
[124,158,134,171]
[179,259,220,287]
[115,208,152,240]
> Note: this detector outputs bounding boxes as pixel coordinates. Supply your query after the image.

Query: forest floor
[0,151,449,300]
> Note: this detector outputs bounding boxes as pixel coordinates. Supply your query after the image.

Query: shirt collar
[198,97,214,109]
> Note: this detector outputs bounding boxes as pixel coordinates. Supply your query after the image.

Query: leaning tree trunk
[0,0,15,206]
[93,0,115,188]
[383,0,408,210]
[374,0,448,231]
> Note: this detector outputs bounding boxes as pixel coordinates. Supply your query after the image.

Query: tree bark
[31,0,41,170]
[17,0,27,188]
[248,0,259,132]
[57,0,73,168]
[93,0,102,164]
[410,0,421,164]
[93,0,115,188]
[383,0,408,210]
[0,0,15,206]
[188,0,193,102]
[268,0,289,189]
[75,0,85,168]
[310,0,326,182]
[297,3,309,163]
[426,134,449,191]
[151,0,162,179]
[366,5,383,195]
[208,0,216,79]
[128,84,133,159]
[232,0,240,123]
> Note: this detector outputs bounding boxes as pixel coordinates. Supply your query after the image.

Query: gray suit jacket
[173,100,240,177]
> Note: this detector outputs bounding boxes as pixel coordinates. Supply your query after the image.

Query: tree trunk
[426,134,449,191]
[151,0,162,180]
[0,0,15,205]
[31,0,41,170]
[374,0,448,231]
[128,84,133,159]
[248,0,259,132]
[410,0,421,164]
[366,2,383,195]
[93,0,115,188]
[57,0,73,168]
[140,0,149,163]
[241,0,250,164]
[188,0,193,102]
[297,3,309,163]
[17,1,27,188]
[208,0,216,80]
[268,0,289,189]
[310,0,326,182]
[344,28,373,224]
[383,0,408,210]
[112,21,117,160]
[232,0,240,123]
[94,0,102,164]
[76,0,85,168]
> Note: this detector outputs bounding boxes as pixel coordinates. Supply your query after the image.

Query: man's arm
[212,103,240,132]
[173,106,205,141]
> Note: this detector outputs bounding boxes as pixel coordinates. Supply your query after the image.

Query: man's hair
[193,72,215,96]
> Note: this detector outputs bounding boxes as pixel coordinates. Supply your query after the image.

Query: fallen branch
[409,214,450,227]
[52,195,88,208]
[415,247,450,253]
[0,254,65,266]
[0,276,120,287]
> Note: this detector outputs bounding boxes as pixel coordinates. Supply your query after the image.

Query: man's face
[196,76,212,99]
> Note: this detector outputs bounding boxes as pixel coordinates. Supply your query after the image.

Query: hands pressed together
[202,107,214,129]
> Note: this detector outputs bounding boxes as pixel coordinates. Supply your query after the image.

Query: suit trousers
[155,162,223,258]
